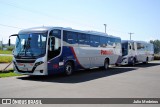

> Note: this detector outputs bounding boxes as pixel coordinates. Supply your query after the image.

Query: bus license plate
[19,67,28,71]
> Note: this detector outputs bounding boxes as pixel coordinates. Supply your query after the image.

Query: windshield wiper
[24,37,35,57]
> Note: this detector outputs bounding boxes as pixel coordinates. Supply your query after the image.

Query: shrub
[154,54,160,60]
[0,50,12,54]
[0,56,13,63]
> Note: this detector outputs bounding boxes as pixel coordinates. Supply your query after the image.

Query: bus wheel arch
[64,60,74,76]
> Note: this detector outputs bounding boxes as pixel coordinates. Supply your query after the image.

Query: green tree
[150,40,160,54]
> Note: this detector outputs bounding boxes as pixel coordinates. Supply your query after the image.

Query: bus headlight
[35,61,44,67]
[122,58,127,61]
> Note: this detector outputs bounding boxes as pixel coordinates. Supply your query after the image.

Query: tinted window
[110,38,115,43]
[78,33,90,46]
[100,37,109,47]
[122,42,128,56]
[137,43,145,50]
[85,34,90,45]
[115,38,121,43]
[108,37,113,46]
[50,30,61,39]
[63,31,78,44]
[90,35,100,47]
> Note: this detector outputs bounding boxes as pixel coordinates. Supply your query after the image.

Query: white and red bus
[121,40,154,65]
[9,26,122,75]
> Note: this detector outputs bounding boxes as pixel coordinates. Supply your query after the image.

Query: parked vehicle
[9,26,122,75]
[121,40,154,65]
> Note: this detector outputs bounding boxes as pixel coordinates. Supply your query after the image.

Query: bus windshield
[14,33,47,58]
[122,42,128,56]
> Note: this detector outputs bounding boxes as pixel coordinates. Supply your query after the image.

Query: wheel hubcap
[66,65,72,74]
[105,62,108,69]
[132,59,135,65]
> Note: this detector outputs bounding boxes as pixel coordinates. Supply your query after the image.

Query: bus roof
[18,26,121,39]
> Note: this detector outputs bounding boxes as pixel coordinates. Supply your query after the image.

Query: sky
[0,0,160,44]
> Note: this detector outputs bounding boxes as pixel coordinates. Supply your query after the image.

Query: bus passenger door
[47,30,62,74]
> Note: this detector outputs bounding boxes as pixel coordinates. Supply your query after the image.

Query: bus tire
[64,62,73,76]
[143,57,148,64]
[131,58,136,66]
[104,59,109,70]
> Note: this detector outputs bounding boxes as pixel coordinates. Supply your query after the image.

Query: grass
[0,50,12,54]
[0,56,13,63]
[0,72,22,78]
[154,54,160,60]
[0,70,22,78]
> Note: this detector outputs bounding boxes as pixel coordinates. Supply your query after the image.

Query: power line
[0,1,133,35]
[0,24,22,29]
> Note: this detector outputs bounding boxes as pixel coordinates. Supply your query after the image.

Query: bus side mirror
[129,45,132,49]
[8,39,11,46]
[8,34,18,46]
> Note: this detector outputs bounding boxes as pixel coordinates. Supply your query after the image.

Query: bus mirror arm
[8,34,18,46]
[8,39,11,46]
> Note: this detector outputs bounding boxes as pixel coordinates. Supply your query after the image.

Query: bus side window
[64,31,78,45]
[100,37,108,47]
[137,43,141,50]
[115,38,121,47]
[85,34,90,46]
[78,33,90,46]
[90,35,100,47]
[78,33,84,45]
[137,43,145,50]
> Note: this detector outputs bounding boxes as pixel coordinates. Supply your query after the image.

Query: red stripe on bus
[70,47,85,69]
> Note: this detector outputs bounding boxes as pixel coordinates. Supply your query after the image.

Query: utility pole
[104,24,107,33]
[0,38,3,50]
[128,32,134,40]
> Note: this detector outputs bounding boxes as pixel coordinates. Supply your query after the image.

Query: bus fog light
[40,70,43,73]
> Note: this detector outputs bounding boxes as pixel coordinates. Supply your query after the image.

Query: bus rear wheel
[143,57,148,64]
[64,62,73,76]
[104,59,109,70]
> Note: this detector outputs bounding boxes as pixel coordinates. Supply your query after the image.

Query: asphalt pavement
[0,61,160,107]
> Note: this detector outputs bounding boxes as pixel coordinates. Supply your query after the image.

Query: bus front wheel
[131,58,136,66]
[64,62,73,76]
